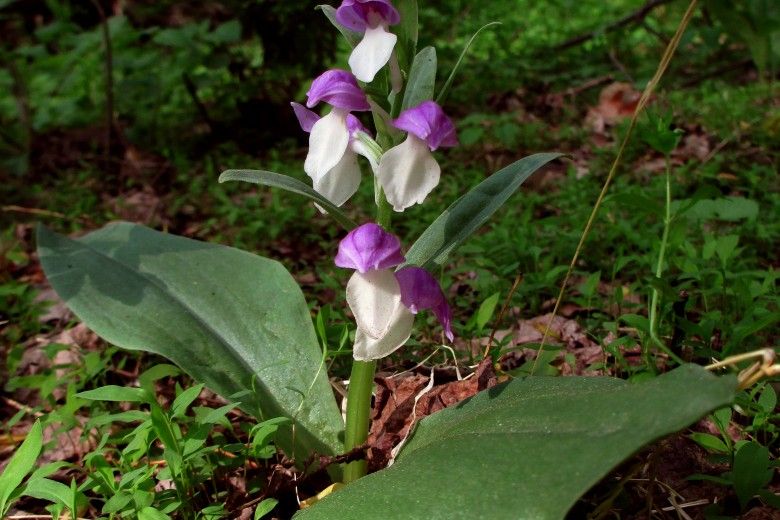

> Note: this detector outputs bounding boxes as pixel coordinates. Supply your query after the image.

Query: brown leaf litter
[367,357,497,471]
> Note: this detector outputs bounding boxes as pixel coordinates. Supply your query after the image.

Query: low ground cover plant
[1,0,778,518]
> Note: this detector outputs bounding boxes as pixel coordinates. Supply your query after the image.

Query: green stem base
[343,359,377,483]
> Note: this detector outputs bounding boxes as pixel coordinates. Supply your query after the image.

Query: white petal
[348,25,397,83]
[377,135,441,212]
[312,150,361,210]
[304,109,349,181]
[352,305,414,361]
[346,270,404,340]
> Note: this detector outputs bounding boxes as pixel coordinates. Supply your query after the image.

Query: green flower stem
[343,359,377,483]
[648,155,684,365]
[376,190,392,229]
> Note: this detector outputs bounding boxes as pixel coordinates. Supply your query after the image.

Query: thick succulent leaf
[219,169,357,230]
[297,365,736,519]
[405,152,564,270]
[400,46,436,112]
[37,223,344,474]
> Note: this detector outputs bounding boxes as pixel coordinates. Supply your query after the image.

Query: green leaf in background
[0,420,42,517]
[732,441,773,509]
[689,432,729,454]
[401,46,436,111]
[475,291,500,332]
[218,170,357,231]
[138,506,173,520]
[37,223,344,475]
[405,153,563,270]
[76,385,154,404]
[254,498,279,519]
[297,365,736,520]
[170,383,205,419]
[22,477,73,510]
[675,196,759,221]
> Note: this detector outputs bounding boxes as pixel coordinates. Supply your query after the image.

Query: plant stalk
[648,156,684,365]
[343,359,376,483]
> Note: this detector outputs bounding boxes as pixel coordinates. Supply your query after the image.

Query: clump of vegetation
[1,1,777,519]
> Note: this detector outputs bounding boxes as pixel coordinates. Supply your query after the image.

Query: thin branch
[183,73,216,131]
[554,0,674,51]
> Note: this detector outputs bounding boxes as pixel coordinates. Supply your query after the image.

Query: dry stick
[554,0,673,51]
[532,0,699,373]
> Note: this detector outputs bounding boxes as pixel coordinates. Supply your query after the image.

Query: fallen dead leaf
[367,358,496,471]
[585,82,642,135]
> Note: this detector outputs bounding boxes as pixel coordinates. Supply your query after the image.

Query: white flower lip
[304,108,351,183]
[377,134,441,212]
[348,25,398,83]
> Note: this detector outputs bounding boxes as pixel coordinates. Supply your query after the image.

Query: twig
[183,73,216,132]
[562,75,614,98]
[2,205,92,225]
[554,0,674,51]
[2,395,45,418]
[608,48,634,83]
[681,58,753,88]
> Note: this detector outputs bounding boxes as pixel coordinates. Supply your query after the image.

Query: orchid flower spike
[336,223,454,360]
[292,102,375,207]
[302,70,370,194]
[377,100,458,212]
[336,0,400,83]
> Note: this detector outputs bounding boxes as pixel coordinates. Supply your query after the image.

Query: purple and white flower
[336,0,400,83]
[292,102,373,207]
[336,223,453,360]
[299,70,371,205]
[377,100,458,212]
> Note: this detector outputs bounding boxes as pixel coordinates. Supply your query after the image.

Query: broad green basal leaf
[37,223,344,474]
[297,365,736,519]
[405,152,563,270]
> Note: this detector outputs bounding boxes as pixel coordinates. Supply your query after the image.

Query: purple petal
[306,70,371,111]
[294,104,368,139]
[395,266,454,341]
[291,102,319,133]
[335,223,405,273]
[393,101,458,151]
[346,114,369,137]
[336,0,400,32]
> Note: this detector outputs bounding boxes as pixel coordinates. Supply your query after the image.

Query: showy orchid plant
[36,1,741,517]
